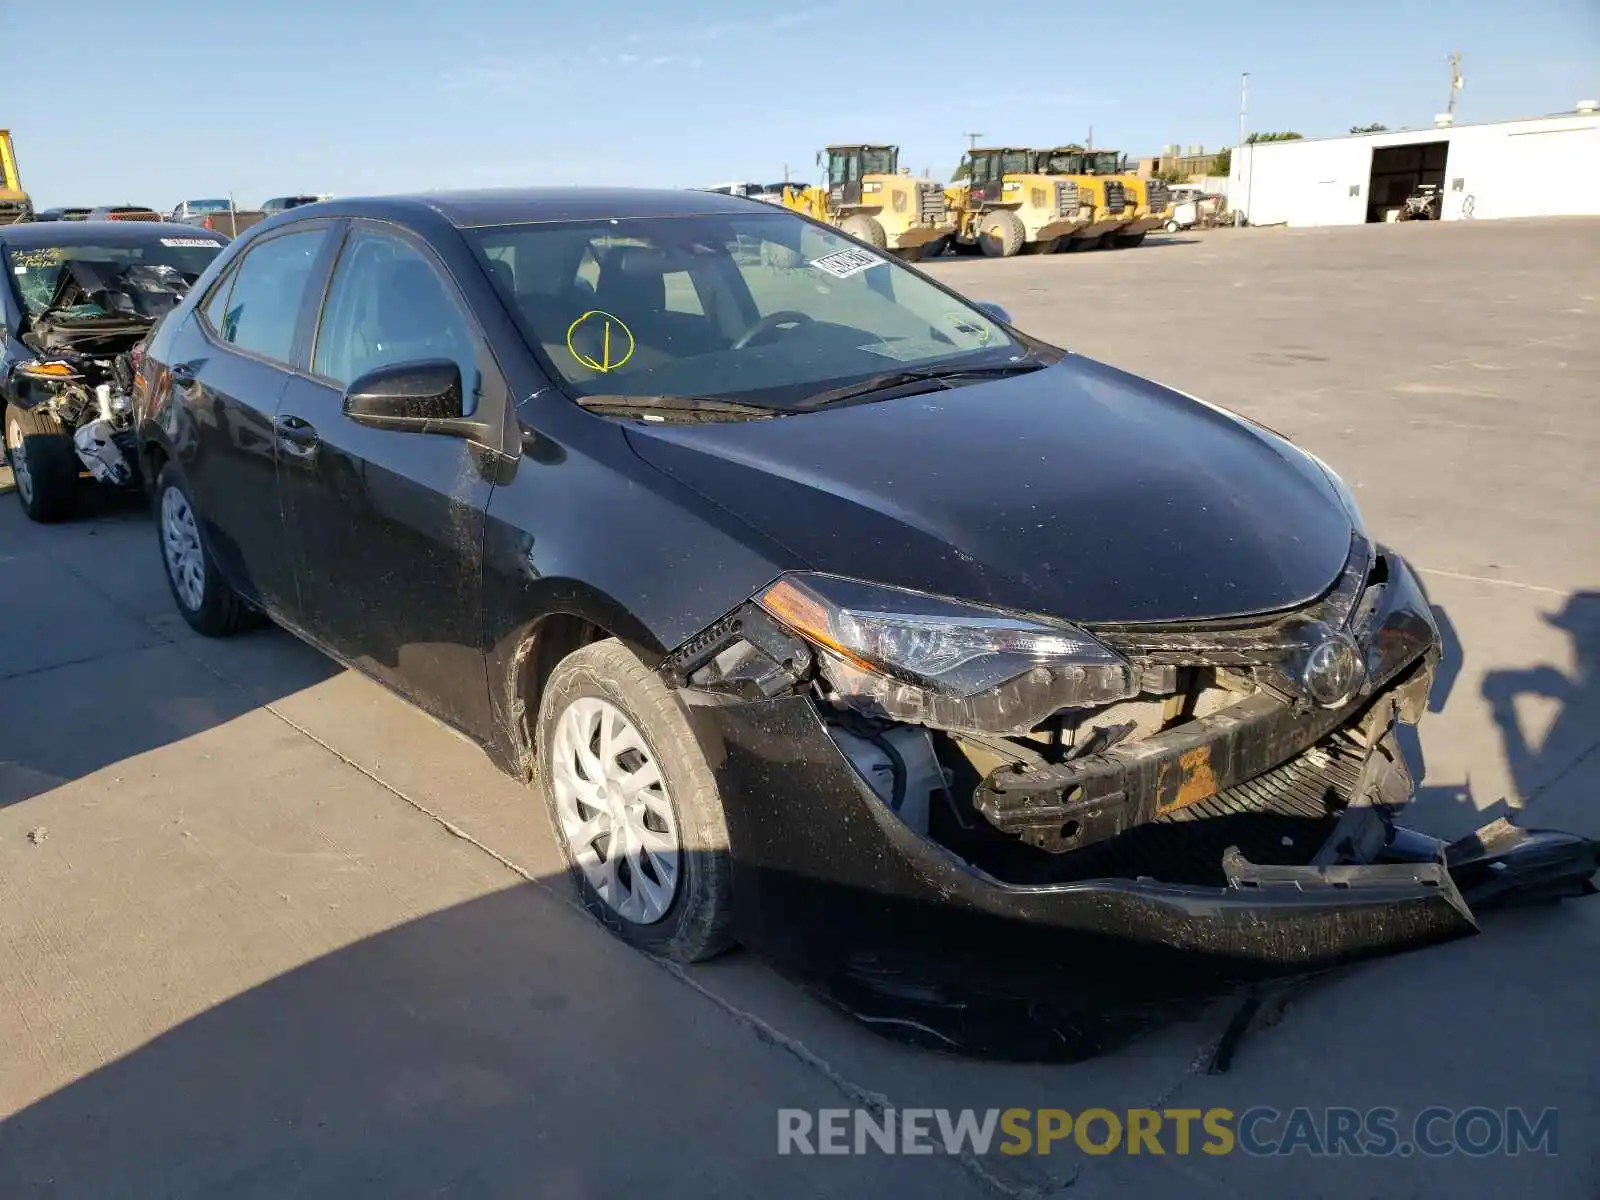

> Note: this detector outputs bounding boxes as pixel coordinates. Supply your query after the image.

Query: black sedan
[134,189,1596,1058]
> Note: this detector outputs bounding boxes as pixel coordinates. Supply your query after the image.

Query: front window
[827,153,858,186]
[999,151,1031,176]
[184,199,232,214]
[1042,152,1084,175]
[1087,152,1123,175]
[4,237,225,316]
[471,210,1027,411]
[968,154,997,185]
[859,147,897,176]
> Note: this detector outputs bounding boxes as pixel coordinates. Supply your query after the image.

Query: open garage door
[1367,141,1449,222]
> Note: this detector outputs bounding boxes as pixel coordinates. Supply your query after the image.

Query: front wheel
[1164,219,1181,233]
[537,638,735,963]
[839,214,887,249]
[155,462,251,637]
[978,209,1025,257]
[5,404,80,523]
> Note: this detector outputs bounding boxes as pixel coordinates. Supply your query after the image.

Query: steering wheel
[732,310,816,350]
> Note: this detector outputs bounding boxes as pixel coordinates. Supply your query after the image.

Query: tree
[1350,123,1389,134]
[1244,131,1303,143]
[1156,167,1188,184]
[1213,147,1232,175]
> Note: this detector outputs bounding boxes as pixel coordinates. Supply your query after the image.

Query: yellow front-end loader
[0,131,33,225]
[947,147,1091,256]
[782,145,955,262]
[1031,147,1139,249]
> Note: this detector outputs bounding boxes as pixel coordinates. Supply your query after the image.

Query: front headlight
[756,573,1137,735]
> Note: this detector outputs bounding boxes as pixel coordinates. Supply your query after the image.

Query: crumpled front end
[662,544,1599,1059]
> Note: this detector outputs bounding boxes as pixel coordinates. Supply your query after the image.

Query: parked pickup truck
[167,198,266,238]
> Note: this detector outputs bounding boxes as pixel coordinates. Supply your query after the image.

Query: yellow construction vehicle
[782,145,955,261]
[1031,147,1143,249]
[946,147,1091,256]
[0,130,33,225]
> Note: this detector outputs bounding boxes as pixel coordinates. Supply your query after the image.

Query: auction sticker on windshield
[160,238,225,248]
[809,247,883,279]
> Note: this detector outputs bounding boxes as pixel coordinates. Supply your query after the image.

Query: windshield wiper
[577,394,778,423]
[794,358,1048,410]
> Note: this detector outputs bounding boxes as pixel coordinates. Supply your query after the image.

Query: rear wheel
[839,214,887,249]
[1113,232,1147,248]
[155,462,251,637]
[5,404,79,523]
[978,209,1025,257]
[1164,219,1181,233]
[537,638,735,963]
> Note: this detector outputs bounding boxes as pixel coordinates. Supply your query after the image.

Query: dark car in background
[131,188,1597,1058]
[2,221,226,519]
[34,207,92,223]
[261,194,328,215]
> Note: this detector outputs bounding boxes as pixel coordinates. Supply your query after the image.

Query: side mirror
[343,359,489,442]
[973,301,1013,326]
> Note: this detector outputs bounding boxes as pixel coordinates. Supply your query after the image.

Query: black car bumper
[677,554,1599,1059]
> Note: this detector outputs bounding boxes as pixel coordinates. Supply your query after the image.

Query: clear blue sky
[6,0,1596,209]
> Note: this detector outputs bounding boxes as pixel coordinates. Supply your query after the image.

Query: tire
[1164,220,1180,233]
[894,245,926,264]
[951,238,982,256]
[536,638,735,963]
[1113,232,1148,248]
[839,214,887,249]
[977,209,1025,257]
[154,462,250,637]
[5,403,80,523]
[1095,231,1118,249]
[1021,236,1061,255]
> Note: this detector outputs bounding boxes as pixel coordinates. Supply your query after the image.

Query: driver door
[276,221,503,736]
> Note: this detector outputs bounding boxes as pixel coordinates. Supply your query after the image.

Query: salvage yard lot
[3,217,1597,1198]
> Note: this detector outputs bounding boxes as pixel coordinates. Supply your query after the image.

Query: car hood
[623,357,1355,625]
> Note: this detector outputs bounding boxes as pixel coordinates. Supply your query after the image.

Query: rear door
[277,221,501,735]
[169,221,337,615]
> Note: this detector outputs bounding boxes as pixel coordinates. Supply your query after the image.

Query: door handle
[275,414,319,448]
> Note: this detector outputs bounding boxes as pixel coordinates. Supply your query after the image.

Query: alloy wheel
[160,485,206,612]
[551,696,681,924]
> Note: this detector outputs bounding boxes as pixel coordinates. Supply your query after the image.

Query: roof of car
[300,187,766,229]
[0,220,225,248]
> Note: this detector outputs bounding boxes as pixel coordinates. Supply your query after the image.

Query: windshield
[4,238,225,317]
[184,199,231,214]
[471,211,1029,411]
[860,147,897,175]
[1041,152,1084,174]
[1087,152,1123,174]
[999,151,1032,176]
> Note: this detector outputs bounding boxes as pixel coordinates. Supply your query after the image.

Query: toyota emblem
[1302,631,1363,708]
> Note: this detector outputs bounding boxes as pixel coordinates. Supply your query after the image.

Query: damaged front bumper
[669,551,1600,1059]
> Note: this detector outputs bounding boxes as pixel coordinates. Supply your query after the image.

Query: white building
[1230,105,1600,226]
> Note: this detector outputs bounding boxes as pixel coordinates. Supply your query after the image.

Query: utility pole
[1235,71,1249,226]
[964,132,983,151]
[1446,51,1463,117]
[1087,125,1093,151]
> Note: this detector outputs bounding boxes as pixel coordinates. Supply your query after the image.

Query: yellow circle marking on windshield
[566,310,635,373]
